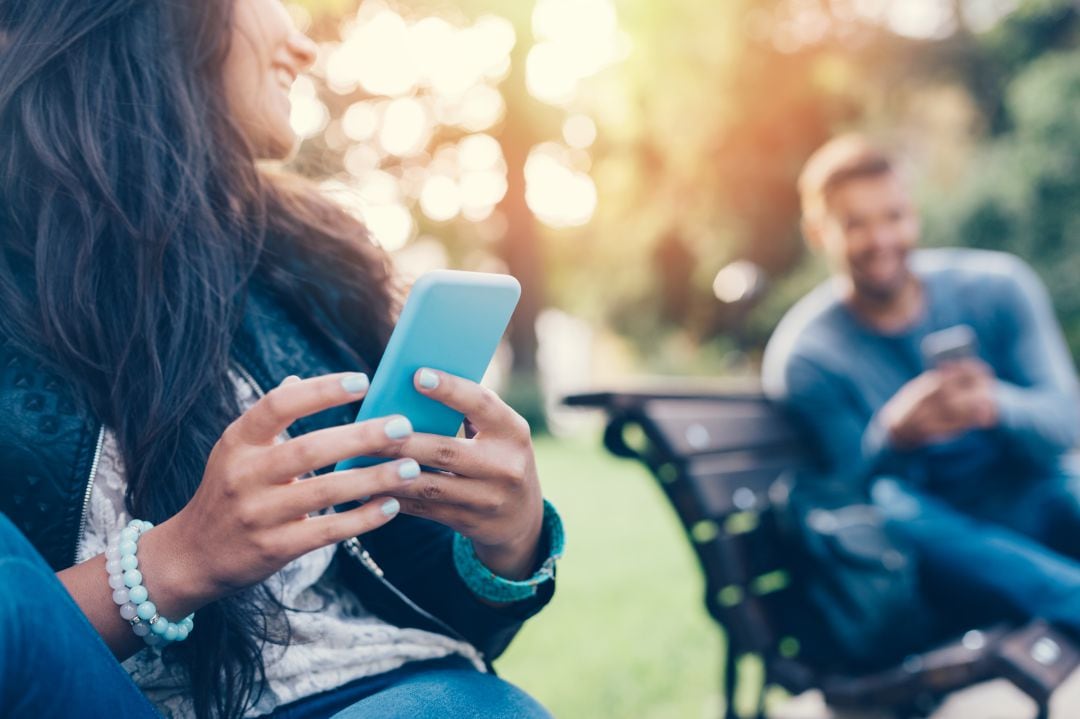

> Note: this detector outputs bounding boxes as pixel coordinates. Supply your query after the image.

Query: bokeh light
[527,0,623,106]
[420,175,461,222]
[328,5,418,96]
[342,101,379,141]
[377,98,433,157]
[525,142,597,228]
[309,3,537,246]
[319,175,414,251]
[288,76,329,139]
[885,0,957,38]
[562,115,598,149]
[712,261,765,305]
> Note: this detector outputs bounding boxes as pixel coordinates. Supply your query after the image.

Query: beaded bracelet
[452,499,565,604]
[105,518,194,648]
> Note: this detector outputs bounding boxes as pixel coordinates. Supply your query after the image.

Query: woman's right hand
[143,372,418,609]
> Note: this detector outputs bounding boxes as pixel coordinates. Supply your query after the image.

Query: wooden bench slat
[683,461,799,517]
[640,399,805,456]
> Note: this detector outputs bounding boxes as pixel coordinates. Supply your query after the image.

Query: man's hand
[881,359,999,449]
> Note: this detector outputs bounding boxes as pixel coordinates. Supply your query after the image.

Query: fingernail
[380,498,400,517]
[418,369,439,390]
[384,416,413,439]
[280,375,301,386]
[341,373,369,393]
[398,459,420,480]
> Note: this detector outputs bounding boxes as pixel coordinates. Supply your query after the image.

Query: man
[762,134,1080,638]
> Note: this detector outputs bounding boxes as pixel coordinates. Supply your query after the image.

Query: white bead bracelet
[105,518,194,648]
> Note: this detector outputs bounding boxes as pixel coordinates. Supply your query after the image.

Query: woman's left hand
[376,368,544,580]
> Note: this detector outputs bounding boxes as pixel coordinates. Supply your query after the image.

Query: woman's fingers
[289,497,403,555]
[231,372,371,445]
[412,369,529,439]
[271,459,422,522]
[389,434,502,478]
[284,469,491,552]
[380,429,529,481]
[391,470,501,510]
[392,492,475,533]
[259,414,415,480]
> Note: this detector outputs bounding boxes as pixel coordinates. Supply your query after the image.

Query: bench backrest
[600,394,815,661]
[567,389,1080,713]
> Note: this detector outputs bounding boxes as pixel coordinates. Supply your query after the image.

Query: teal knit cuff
[452,499,565,604]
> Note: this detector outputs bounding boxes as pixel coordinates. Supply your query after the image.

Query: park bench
[564,386,1080,719]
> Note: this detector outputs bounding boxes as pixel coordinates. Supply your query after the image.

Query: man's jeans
[872,469,1080,637]
[0,512,550,719]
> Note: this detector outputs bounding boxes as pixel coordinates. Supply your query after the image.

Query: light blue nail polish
[385,416,413,439]
[398,459,420,480]
[380,498,400,517]
[341,373,369,393]
[418,369,439,390]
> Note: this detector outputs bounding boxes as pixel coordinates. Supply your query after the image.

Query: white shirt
[75,369,482,718]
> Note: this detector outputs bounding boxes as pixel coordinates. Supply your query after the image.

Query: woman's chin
[257,128,301,163]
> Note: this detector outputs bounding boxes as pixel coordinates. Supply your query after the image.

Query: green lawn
[496,435,725,719]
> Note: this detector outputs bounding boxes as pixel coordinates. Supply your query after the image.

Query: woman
[0,0,562,717]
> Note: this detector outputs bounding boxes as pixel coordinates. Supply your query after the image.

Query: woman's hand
[145,372,425,609]
[373,368,545,581]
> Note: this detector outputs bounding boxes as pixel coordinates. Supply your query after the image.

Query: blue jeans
[0,512,161,718]
[0,513,550,719]
[268,656,550,719]
[873,470,1080,637]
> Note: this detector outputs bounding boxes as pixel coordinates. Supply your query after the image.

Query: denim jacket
[0,278,552,664]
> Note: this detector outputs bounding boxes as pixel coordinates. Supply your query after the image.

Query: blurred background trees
[286,0,1079,425]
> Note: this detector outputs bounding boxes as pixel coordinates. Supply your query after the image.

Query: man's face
[810,172,920,302]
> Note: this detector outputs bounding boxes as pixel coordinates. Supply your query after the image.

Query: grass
[495,435,725,719]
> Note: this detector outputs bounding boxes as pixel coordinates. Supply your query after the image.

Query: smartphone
[921,324,978,367]
[334,269,521,472]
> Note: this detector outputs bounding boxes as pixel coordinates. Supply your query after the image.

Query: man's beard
[853,266,913,305]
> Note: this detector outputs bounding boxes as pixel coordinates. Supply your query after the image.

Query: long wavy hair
[0,1,398,717]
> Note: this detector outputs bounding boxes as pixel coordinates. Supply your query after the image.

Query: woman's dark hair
[0,1,397,717]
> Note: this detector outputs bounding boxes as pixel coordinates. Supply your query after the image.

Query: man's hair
[798,134,896,220]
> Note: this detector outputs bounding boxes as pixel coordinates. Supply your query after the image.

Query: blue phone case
[335,270,521,472]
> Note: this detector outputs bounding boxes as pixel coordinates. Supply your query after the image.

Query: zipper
[231,361,270,403]
[231,361,479,658]
[75,425,107,564]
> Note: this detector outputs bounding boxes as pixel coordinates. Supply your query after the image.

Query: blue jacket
[0,278,551,664]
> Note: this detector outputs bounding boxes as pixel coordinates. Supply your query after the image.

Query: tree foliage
[289,0,1079,370]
